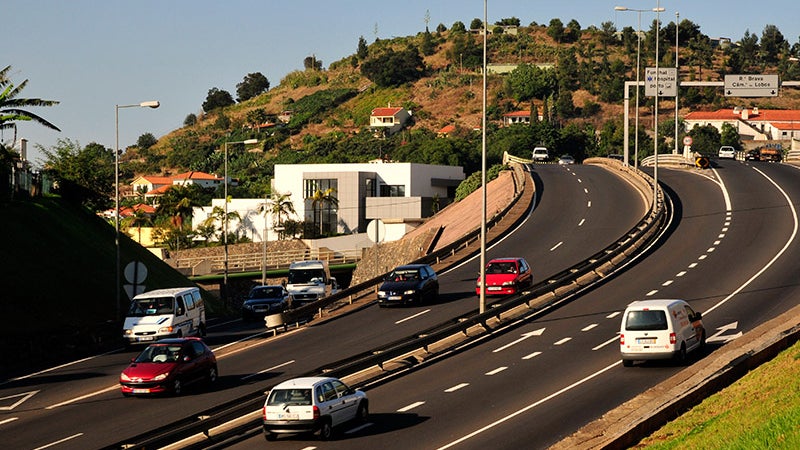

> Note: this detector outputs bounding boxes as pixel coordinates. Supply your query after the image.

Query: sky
[6,0,800,167]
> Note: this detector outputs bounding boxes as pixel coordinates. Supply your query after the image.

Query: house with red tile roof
[684,108,800,141]
[131,175,173,197]
[370,106,411,135]
[502,107,544,126]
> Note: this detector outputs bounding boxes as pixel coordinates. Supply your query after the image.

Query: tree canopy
[202,87,235,112]
[236,72,270,102]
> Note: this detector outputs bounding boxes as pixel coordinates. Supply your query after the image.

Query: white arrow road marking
[493,328,546,353]
[0,390,39,411]
[706,321,742,343]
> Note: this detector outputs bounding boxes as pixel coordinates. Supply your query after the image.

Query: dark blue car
[377,264,439,307]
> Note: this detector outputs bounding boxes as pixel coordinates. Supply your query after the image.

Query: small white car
[532,147,550,162]
[718,146,736,159]
[262,376,368,440]
[620,299,706,366]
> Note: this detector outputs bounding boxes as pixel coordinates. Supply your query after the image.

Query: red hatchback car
[476,257,534,296]
[120,337,218,396]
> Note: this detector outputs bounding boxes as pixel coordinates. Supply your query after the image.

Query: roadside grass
[635,340,800,449]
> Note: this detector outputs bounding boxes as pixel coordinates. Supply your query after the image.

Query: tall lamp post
[115,100,159,321]
[675,11,680,155]
[653,0,662,212]
[479,0,487,314]
[615,5,662,170]
[222,138,258,301]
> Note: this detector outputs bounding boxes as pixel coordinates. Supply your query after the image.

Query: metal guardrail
[107,162,666,449]
[640,154,695,167]
[171,248,362,276]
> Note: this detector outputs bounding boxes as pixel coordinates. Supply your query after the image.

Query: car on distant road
[377,264,439,306]
[262,376,368,441]
[718,145,736,159]
[745,149,760,161]
[476,257,533,296]
[119,337,217,396]
[242,285,292,321]
[558,154,576,165]
[532,147,550,162]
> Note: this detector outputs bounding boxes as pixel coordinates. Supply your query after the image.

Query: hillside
[0,197,219,378]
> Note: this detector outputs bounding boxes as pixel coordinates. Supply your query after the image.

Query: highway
[0,164,644,449]
[221,160,800,449]
[8,160,799,449]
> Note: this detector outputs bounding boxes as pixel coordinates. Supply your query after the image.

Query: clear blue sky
[6,0,799,166]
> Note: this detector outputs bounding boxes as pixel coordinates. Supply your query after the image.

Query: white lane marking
[436,361,620,450]
[33,433,83,450]
[493,329,546,353]
[714,240,721,245]
[445,383,470,393]
[581,324,598,332]
[593,335,619,351]
[345,423,373,434]
[662,280,673,287]
[578,178,583,183]
[241,360,296,381]
[578,218,586,227]
[606,311,621,319]
[0,417,19,426]
[587,200,592,208]
[550,242,563,251]
[676,271,687,277]
[646,290,658,296]
[688,262,698,269]
[722,227,729,232]
[522,351,542,360]
[485,367,508,376]
[395,309,431,324]
[718,234,725,238]
[584,188,589,194]
[398,401,425,412]
[707,247,716,252]
[1,351,117,387]
[698,255,707,260]
[554,337,572,345]
[46,385,118,410]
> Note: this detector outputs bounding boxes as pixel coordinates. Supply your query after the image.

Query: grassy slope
[635,340,800,449]
[0,196,219,376]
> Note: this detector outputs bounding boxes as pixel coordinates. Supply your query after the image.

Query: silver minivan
[619,299,705,366]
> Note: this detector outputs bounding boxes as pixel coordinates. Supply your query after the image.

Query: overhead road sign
[724,74,779,97]
[645,67,677,97]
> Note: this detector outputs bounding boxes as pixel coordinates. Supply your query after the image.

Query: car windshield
[250,287,282,299]
[487,262,517,274]
[268,388,312,406]
[288,269,325,284]
[388,269,419,281]
[625,310,668,331]
[135,344,182,363]
[127,297,174,317]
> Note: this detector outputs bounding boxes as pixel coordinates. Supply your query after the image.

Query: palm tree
[202,205,241,243]
[122,207,153,244]
[261,192,296,240]
[0,65,61,145]
[310,187,339,236]
[155,184,204,248]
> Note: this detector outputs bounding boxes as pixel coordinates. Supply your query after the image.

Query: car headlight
[153,372,169,381]
[502,280,515,286]
[123,329,132,335]
[158,326,173,334]
[120,373,131,381]
[404,290,417,295]
[243,303,253,310]
[377,291,386,297]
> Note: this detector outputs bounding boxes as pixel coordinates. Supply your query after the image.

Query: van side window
[176,296,186,315]
[184,294,195,310]
[193,291,204,309]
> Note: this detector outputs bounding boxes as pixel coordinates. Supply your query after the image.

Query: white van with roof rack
[619,299,705,366]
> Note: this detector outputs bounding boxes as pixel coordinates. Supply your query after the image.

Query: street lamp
[479,0,487,314]
[115,100,159,321]
[222,138,258,301]
[675,11,680,155]
[615,5,663,169]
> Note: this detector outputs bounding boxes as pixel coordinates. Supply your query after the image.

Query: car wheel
[318,419,333,441]
[675,343,688,365]
[199,323,207,337]
[622,359,633,367]
[172,378,183,396]
[356,401,369,423]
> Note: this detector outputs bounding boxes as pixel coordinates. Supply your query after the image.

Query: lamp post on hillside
[615,5,662,169]
[222,138,259,302]
[115,100,159,321]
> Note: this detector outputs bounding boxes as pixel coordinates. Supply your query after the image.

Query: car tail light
[619,334,625,345]
[313,405,320,420]
[262,406,267,421]
[669,332,676,344]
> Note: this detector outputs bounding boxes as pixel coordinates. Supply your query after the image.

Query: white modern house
[191,161,465,245]
[684,108,800,141]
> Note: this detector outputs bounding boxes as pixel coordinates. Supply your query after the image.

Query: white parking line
[397,401,425,412]
[395,309,431,324]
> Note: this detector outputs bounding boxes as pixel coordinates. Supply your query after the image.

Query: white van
[122,287,206,346]
[286,260,333,306]
[619,299,705,366]
[532,147,550,162]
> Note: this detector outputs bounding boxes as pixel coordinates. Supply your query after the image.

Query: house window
[380,184,405,197]
[365,178,377,197]
[304,178,338,235]
[303,179,337,199]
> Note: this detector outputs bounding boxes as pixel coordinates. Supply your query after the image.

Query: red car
[120,337,218,396]
[476,257,534,296]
